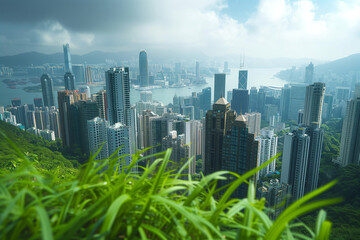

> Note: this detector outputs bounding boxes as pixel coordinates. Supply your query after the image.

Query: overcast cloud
[0,0,359,60]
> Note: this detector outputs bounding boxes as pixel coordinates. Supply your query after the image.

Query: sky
[0,0,360,60]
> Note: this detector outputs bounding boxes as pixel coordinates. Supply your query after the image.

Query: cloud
[0,0,359,60]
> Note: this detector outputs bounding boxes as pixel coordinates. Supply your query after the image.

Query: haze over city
[1,0,360,59]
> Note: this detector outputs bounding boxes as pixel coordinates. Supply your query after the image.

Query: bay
[0,68,287,107]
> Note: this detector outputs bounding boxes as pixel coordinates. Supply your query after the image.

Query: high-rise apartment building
[139,50,149,87]
[63,43,72,73]
[304,124,324,194]
[107,122,131,171]
[162,131,189,170]
[259,128,278,176]
[238,70,248,90]
[335,97,360,166]
[64,72,75,91]
[303,82,325,127]
[87,117,109,160]
[41,74,55,107]
[106,67,131,126]
[214,74,226,103]
[281,128,310,201]
[322,95,333,121]
[93,90,107,120]
[244,112,261,136]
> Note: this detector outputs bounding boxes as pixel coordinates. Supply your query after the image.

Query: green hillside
[0,120,78,177]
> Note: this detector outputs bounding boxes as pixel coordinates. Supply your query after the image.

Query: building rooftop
[236,114,247,122]
[215,97,229,105]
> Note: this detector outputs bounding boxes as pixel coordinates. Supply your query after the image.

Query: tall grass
[0,132,341,239]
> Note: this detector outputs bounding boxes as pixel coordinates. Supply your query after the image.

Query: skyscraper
[57,90,86,146]
[335,97,360,166]
[288,84,307,121]
[107,122,131,171]
[87,117,109,160]
[204,97,236,175]
[245,112,261,136]
[249,87,258,112]
[281,128,310,201]
[162,131,189,170]
[303,82,325,127]
[64,72,75,91]
[231,89,249,114]
[322,94,333,121]
[41,74,55,107]
[139,50,149,87]
[93,90,107,120]
[199,87,211,113]
[259,128,278,176]
[238,70,248,90]
[305,62,314,83]
[63,43,72,73]
[105,67,131,126]
[76,100,99,155]
[214,73,226,103]
[221,114,259,198]
[304,124,324,194]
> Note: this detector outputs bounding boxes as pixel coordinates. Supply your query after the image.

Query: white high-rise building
[130,107,138,155]
[107,122,131,171]
[259,128,278,176]
[245,112,261,136]
[88,117,109,160]
[106,67,131,126]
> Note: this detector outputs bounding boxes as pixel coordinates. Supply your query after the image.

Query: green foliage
[0,120,78,177]
[0,131,339,239]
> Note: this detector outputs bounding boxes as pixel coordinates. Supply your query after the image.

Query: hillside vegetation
[0,122,340,239]
[0,120,78,177]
